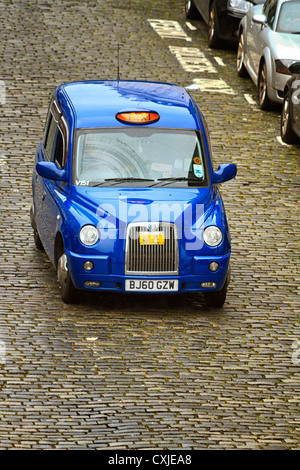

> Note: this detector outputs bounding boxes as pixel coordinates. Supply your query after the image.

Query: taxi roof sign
[116,111,160,125]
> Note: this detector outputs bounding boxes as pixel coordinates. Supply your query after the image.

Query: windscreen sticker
[193,157,201,164]
[193,164,203,178]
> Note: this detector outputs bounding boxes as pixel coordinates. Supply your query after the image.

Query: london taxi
[30,80,237,306]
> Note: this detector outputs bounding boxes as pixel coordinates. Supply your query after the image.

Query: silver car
[184,0,265,48]
[237,0,300,109]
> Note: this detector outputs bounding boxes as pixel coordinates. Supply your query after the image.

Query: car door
[34,102,58,247]
[37,102,69,257]
[248,0,278,81]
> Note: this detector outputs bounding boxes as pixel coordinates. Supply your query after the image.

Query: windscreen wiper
[92,177,154,187]
[105,177,154,182]
[150,177,202,186]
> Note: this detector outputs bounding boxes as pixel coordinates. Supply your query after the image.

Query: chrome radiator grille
[125,222,179,275]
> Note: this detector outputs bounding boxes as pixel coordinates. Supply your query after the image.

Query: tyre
[208,2,221,49]
[33,227,44,250]
[30,206,44,250]
[281,91,299,144]
[237,32,248,78]
[204,276,229,308]
[57,252,78,303]
[258,62,271,110]
[185,0,200,19]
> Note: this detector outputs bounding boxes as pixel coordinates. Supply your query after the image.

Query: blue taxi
[30,80,237,306]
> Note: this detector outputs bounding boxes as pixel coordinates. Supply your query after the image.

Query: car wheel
[185,0,200,19]
[237,32,248,78]
[33,227,44,250]
[281,91,299,144]
[204,275,229,308]
[258,62,271,110]
[30,206,44,250]
[208,2,221,49]
[57,252,78,303]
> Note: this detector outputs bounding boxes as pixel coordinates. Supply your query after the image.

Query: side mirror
[212,163,237,184]
[252,14,267,26]
[36,161,67,182]
[289,62,300,75]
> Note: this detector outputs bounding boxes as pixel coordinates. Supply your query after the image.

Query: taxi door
[37,101,68,259]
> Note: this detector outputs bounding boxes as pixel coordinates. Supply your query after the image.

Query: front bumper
[271,71,293,104]
[65,249,231,293]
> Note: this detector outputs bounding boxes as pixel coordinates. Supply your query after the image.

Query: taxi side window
[44,112,66,169]
[44,113,58,161]
[53,128,64,169]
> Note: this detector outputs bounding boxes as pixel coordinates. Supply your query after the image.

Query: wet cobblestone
[0,0,299,450]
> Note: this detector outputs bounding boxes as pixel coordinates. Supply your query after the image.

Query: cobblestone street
[0,0,299,450]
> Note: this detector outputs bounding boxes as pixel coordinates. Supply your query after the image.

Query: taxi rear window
[73,128,208,187]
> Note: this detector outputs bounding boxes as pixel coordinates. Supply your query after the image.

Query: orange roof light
[116,111,160,125]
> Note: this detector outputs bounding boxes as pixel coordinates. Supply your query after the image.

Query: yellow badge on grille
[139,232,165,245]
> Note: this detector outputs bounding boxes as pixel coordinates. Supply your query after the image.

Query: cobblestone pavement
[0,0,299,450]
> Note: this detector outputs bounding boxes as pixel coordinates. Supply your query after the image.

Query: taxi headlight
[79,225,99,246]
[203,226,223,247]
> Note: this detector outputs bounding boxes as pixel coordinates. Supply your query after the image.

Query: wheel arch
[283,83,290,96]
[283,85,295,126]
[54,231,65,269]
[208,0,217,18]
[238,18,247,40]
[205,0,215,23]
[258,49,272,88]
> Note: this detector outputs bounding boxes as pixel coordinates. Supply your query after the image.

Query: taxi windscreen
[73,128,208,187]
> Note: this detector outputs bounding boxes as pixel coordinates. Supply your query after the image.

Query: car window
[276,0,300,33]
[53,127,64,168]
[74,128,208,187]
[265,0,278,29]
[44,113,58,161]
[44,110,66,168]
[263,0,272,15]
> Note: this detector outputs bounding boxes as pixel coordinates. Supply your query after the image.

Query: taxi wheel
[57,252,78,303]
[30,206,44,250]
[33,228,44,250]
[204,278,228,308]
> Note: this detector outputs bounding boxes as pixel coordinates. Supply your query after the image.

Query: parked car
[237,0,300,110]
[30,80,237,306]
[184,0,265,48]
[281,62,300,143]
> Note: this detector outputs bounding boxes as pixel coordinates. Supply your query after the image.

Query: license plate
[125,279,178,292]
[139,232,165,245]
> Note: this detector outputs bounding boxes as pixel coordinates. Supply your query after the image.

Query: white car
[237,0,300,109]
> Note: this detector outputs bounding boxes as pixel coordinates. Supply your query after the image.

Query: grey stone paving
[0,0,299,449]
